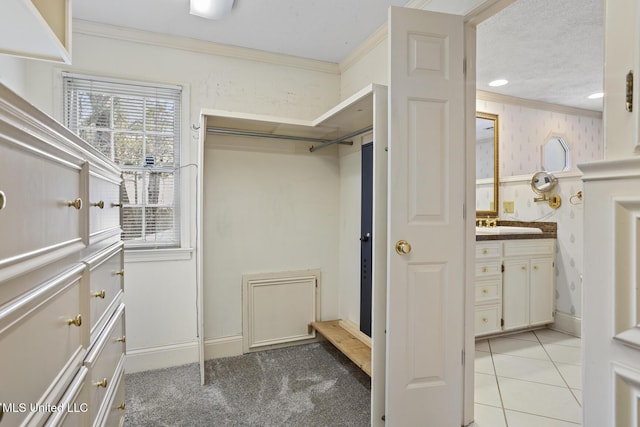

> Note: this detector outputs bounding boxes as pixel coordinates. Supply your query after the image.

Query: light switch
[503,201,515,213]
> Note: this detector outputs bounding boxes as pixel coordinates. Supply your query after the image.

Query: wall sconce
[190,0,235,19]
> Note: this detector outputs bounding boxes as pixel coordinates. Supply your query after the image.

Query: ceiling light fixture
[190,0,235,19]
[488,79,509,87]
[587,92,604,99]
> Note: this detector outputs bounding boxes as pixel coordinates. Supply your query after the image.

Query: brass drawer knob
[0,190,6,210]
[115,270,125,277]
[66,198,83,210]
[482,248,488,255]
[95,378,108,388]
[92,290,106,299]
[482,267,488,273]
[521,266,527,271]
[482,318,489,324]
[67,314,82,327]
[91,200,105,209]
[116,336,126,343]
[482,289,489,295]
[533,265,539,270]
[117,402,126,411]
[112,202,123,208]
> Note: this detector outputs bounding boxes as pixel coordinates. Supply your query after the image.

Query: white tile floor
[474,329,582,427]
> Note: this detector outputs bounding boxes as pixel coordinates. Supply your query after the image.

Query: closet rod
[309,125,373,152]
[206,127,349,145]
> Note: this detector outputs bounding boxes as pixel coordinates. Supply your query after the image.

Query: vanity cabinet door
[502,259,529,330]
[529,257,555,326]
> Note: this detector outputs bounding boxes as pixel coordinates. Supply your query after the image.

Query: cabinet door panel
[503,259,529,330]
[530,257,555,325]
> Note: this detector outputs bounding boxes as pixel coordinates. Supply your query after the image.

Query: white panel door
[387,7,465,426]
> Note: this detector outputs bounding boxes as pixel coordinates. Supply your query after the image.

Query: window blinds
[63,74,182,248]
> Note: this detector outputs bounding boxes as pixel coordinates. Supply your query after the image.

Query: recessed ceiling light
[488,79,509,87]
[588,92,604,99]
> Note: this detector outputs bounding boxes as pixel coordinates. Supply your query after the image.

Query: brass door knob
[0,190,6,210]
[95,378,108,388]
[67,314,82,327]
[91,200,105,209]
[92,290,106,299]
[66,198,83,210]
[395,240,412,255]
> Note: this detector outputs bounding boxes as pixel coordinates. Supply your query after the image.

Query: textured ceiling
[477,0,604,111]
[71,0,604,112]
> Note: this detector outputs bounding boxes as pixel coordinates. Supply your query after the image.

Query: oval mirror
[531,171,557,195]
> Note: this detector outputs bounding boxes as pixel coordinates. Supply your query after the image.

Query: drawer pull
[115,270,125,277]
[91,200,105,209]
[482,248,488,255]
[482,289,489,295]
[116,336,126,343]
[482,267,488,273]
[482,317,489,324]
[533,265,539,270]
[67,314,82,327]
[0,190,6,210]
[92,290,106,299]
[95,378,108,388]
[66,198,83,210]
[117,402,126,411]
[112,202,123,208]
[521,266,527,271]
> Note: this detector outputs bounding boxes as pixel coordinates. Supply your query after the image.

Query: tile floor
[474,328,582,426]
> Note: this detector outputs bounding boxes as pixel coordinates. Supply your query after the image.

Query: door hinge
[462,349,465,365]
[501,318,504,327]
[627,70,633,112]
[463,57,467,75]
[501,264,505,273]
[463,203,466,219]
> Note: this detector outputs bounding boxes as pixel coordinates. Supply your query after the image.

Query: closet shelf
[310,320,371,376]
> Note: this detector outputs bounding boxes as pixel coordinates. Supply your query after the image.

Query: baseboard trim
[204,335,244,360]
[125,341,199,373]
[551,312,582,337]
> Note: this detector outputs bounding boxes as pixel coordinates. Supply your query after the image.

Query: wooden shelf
[311,320,371,376]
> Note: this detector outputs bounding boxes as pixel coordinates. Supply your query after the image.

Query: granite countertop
[475,220,557,241]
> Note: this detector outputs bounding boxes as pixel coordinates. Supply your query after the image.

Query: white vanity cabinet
[475,238,555,337]
[0,83,125,426]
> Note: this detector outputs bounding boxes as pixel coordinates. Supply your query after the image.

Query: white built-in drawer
[88,168,122,244]
[99,363,126,427]
[475,304,502,336]
[84,242,124,342]
[475,279,501,303]
[503,239,555,257]
[476,242,501,259]
[84,303,126,425]
[475,260,501,278]
[0,264,87,426]
[0,139,84,272]
[44,367,90,427]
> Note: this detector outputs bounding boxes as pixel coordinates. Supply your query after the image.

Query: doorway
[360,142,373,337]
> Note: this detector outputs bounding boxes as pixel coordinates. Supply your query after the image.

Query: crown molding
[404,0,433,9]
[339,22,388,74]
[477,90,603,119]
[72,19,340,75]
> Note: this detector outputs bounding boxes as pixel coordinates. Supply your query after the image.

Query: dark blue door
[360,142,373,337]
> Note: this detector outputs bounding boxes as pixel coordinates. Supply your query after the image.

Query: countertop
[475,220,557,241]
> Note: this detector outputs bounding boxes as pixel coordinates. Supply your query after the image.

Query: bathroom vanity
[474,222,557,337]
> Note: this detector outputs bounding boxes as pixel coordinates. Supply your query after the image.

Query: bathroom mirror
[476,112,499,217]
[542,135,569,172]
[531,171,557,196]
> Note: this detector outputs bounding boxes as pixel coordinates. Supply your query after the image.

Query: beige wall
[0,55,27,99]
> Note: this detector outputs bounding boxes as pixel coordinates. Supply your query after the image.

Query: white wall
[339,30,388,101]
[0,55,27,99]
[202,136,341,342]
[19,23,341,371]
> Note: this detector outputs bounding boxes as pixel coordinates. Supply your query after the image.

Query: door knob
[360,233,371,242]
[395,240,412,255]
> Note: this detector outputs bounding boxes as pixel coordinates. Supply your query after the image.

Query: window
[63,74,182,248]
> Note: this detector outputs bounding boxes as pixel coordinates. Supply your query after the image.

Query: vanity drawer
[88,169,122,245]
[475,260,502,278]
[44,367,90,427]
[0,264,87,427]
[503,239,555,257]
[84,242,124,342]
[475,279,501,303]
[100,365,126,427]
[476,242,501,259]
[475,304,502,336]
[84,303,125,425]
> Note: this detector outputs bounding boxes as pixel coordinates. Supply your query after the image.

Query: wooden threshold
[310,320,371,376]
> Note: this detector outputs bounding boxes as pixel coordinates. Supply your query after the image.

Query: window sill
[124,247,194,263]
